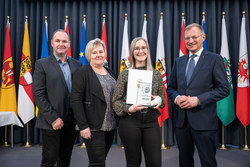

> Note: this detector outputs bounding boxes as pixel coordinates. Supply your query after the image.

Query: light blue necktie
[186,54,196,84]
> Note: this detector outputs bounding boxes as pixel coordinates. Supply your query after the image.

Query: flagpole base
[77,142,86,149]
[119,144,124,149]
[218,144,230,150]
[161,144,170,150]
[240,145,250,151]
[23,142,32,148]
[2,141,10,147]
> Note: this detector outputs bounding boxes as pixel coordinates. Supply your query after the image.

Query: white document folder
[126,69,153,105]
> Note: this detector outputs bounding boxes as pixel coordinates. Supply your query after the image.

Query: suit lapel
[49,55,68,92]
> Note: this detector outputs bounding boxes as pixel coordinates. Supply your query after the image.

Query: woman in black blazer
[71,38,117,167]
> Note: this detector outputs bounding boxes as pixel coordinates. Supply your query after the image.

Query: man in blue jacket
[167,23,229,167]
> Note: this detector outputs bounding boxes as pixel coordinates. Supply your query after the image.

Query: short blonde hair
[129,37,153,71]
[85,38,106,62]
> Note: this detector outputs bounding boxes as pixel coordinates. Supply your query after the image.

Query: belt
[140,108,149,114]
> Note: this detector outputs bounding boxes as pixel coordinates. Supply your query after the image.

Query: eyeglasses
[184,34,202,41]
[134,46,148,52]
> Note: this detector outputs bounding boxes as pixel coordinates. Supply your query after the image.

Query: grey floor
[0,144,250,167]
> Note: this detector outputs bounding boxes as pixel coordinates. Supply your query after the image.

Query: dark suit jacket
[33,55,82,130]
[71,64,117,131]
[167,50,229,130]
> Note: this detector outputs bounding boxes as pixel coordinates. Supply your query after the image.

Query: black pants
[175,119,217,167]
[84,130,115,167]
[119,112,161,167]
[41,123,77,167]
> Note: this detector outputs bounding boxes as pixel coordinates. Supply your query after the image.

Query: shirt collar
[189,47,204,58]
[53,54,69,64]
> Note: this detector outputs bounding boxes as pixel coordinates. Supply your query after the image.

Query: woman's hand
[80,127,91,139]
[128,104,147,114]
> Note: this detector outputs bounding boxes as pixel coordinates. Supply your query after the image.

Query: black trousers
[41,123,77,167]
[119,111,161,167]
[175,118,217,167]
[83,130,115,167]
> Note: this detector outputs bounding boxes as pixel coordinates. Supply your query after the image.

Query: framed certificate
[126,69,153,105]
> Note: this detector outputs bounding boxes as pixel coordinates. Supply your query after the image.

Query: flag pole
[240,127,250,151]
[22,16,32,148]
[23,123,32,147]
[65,15,68,24]
[77,14,87,149]
[218,124,230,150]
[161,122,170,149]
[217,12,230,151]
[2,126,10,146]
[238,11,250,151]
[202,11,205,20]
[158,12,169,150]
[103,14,106,23]
[2,16,11,148]
[119,12,128,150]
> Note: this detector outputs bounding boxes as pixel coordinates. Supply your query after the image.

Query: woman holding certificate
[112,37,165,167]
[71,38,117,167]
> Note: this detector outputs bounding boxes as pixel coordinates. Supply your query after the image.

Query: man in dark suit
[167,23,229,167]
[33,29,81,167]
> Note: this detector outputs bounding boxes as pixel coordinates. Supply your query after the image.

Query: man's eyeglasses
[184,35,202,41]
[134,46,148,52]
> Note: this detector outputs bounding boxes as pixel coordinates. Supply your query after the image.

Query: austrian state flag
[17,21,35,124]
[236,15,250,127]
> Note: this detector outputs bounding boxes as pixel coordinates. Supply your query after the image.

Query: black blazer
[71,64,117,131]
[167,50,229,130]
[33,55,82,130]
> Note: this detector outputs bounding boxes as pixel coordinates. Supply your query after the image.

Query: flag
[102,20,108,64]
[36,19,49,117]
[0,23,23,127]
[79,20,88,65]
[17,21,35,124]
[179,17,187,57]
[41,20,49,59]
[202,18,208,50]
[120,18,130,73]
[65,20,71,57]
[155,17,169,127]
[142,19,148,40]
[236,15,250,127]
[216,17,235,126]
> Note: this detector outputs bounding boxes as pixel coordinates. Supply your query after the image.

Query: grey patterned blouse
[95,72,117,131]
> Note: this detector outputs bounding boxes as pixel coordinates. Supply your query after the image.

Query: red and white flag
[155,16,169,127]
[0,22,23,127]
[102,20,108,64]
[236,15,250,127]
[65,19,72,57]
[179,17,187,57]
[18,21,35,124]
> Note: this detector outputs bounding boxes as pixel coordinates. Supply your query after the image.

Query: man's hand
[52,118,64,130]
[80,127,91,139]
[176,96,199,109]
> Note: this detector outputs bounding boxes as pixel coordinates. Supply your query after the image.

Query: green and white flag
[216,16,235,126]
